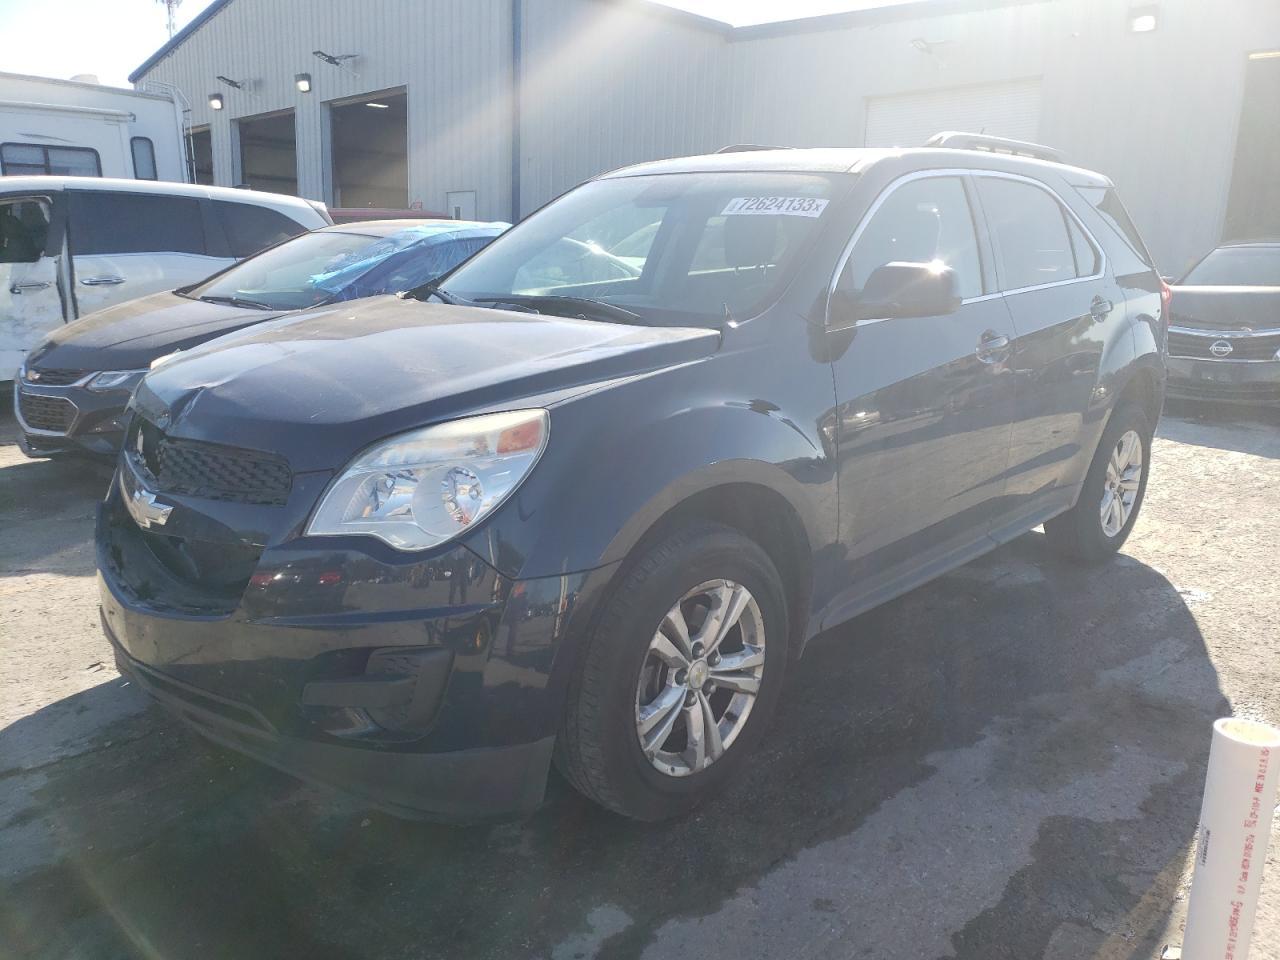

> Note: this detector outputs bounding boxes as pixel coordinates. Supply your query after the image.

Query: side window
[0,199,51,264]
[1,143,102,177]
[977,178,1076,291]
[1073,185,1154,276]
[69,192,205,256]
[215,201,308,258]
[131,137,158,180]
[842,176,984,300]
[1064,213,1101,278]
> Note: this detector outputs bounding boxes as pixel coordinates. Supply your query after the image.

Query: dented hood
[134,295,720,473]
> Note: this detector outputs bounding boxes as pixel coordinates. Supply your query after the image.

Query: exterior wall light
[208,93,224,110]
[1129,6,1158,33]
[295,73,312,93]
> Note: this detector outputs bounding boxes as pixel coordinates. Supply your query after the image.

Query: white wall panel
[864,79,1042,148]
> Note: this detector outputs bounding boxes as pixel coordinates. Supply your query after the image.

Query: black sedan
[1166,242,1280,405]
[15,219,507,458]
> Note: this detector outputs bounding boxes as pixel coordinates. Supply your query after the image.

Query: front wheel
[555,523,789,821]
[1044,403,1152,562]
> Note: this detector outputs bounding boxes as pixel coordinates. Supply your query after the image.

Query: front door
[822,173,1016,627]
[0,195,66,377]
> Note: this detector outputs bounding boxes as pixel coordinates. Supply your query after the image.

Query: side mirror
[858,261,962,321]
[834,261,962,324]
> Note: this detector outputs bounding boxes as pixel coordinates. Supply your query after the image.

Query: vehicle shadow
[0,536,1225,960]
[1161,401,1280,459]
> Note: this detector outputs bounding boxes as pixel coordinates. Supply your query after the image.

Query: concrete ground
[1,400,1278,960]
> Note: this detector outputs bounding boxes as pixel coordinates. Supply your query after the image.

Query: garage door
[864,79,1042,148]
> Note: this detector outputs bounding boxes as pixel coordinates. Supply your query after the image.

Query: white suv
[0,176,330,376]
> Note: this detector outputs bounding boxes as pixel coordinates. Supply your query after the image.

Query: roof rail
[714,143,794,154]
[925,131,1065,164]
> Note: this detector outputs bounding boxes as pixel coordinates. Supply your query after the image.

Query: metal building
[130,0,1280,273]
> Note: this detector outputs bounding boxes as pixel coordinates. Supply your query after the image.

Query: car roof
[0,175,327,219]
[600,147,1110,186]
[316,218,509,238]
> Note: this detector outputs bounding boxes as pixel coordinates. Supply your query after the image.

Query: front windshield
[1182,246,1280,286]
[441,172,847,325]
[188,229,425,311]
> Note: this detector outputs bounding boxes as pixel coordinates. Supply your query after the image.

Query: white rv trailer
[0,71,187,183]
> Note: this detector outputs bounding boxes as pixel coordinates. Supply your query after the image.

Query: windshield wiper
[405,281,470,305]
[470,295,644,325]
[199,294,273,310]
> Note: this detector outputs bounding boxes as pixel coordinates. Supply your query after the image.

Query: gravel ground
[0,399,1278,960]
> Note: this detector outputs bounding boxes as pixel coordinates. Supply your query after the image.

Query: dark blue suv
[96,134,1166,821]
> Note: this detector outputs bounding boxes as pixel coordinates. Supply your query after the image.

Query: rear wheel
[1044,404,1151,562]
[555,523,788,820]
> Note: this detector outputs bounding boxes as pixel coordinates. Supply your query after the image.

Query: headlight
[86,370,146,393]
[306,409,549,550]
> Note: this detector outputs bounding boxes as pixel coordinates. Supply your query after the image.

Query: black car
[96,136,1166,821]
[1166,242,1280,405]
[15,219,507,458]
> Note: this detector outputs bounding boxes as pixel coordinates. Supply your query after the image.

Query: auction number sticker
[721,196,829,218]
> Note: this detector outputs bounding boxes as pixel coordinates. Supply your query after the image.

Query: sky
[0,0,905,89]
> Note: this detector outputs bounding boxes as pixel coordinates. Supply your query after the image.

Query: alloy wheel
[1100,429,1143,538]
[634,579,766,778]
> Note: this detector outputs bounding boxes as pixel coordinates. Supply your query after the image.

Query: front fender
[459,347,838,583]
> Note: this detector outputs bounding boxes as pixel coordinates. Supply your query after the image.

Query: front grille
[18,391,76,433]
[26,368,88,386]
[129,418,293,506]
[1168,330,1280,362]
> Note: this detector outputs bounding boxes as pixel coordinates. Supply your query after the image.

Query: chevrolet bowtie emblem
[126,483,173,529]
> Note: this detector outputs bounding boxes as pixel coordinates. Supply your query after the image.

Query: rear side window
[977,178,1078,291]
[215,201,308,258]
[69,192,205,256]
[843,176,984,300]
[1,143,102,177]
[1073,185,1154,276]
[131,137,158,180]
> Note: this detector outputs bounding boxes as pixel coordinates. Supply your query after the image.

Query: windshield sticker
[721,197,829,218]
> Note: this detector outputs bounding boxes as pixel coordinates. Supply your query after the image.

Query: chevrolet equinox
[97,135,1168,821]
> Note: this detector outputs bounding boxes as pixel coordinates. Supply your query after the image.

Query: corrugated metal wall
[136,0,1280,272]
[137,0,516,221]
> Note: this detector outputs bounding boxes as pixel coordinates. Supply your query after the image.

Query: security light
[1128,6,1158,32]
[313,50,356,67]
[365,102,390,109]
[295,73,312,93]
[208,93,224,110]
[215,74,244,89]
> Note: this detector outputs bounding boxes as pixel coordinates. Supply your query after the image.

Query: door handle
[80,276,125,286]
[9,281,51,294]
[976,332,1011,363]
[1089,296,1114,322]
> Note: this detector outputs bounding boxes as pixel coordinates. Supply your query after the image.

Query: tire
[1044,403,1152,562]
[555,522,789,821]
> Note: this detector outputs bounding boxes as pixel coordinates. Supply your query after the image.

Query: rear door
[972,173,1122,536]
[823,172,1016,624]
[0,194,68,375]
[67,190,229,316]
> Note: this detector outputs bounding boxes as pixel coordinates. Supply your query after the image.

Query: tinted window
[70,192,205,256]
[131,137,158,180]
[1074,185,1153,275]
[978,178,1076,291]
[0,199,50,264]
[1065,214,1101,277]
[1,143,101,177]
[843,176,983,300]
[1182,246,1280,286]
[215,201,308,258]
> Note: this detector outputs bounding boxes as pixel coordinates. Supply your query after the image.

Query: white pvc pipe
[1182,717,1280,960]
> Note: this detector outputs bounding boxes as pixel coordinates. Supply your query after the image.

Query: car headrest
[724,216,780,269]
